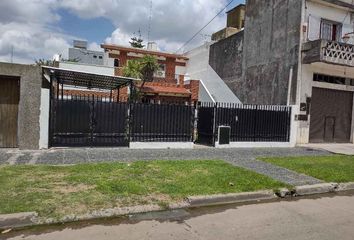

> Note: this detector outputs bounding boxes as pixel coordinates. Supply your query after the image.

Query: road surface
[4,192,354,240]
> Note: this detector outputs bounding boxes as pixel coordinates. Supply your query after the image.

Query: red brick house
[101,44,199,104]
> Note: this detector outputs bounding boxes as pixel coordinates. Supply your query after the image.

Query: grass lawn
[0,160,287,219]
[261,155,354,183]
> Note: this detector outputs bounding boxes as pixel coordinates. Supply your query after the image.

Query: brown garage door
[0,76,20,148]
[310,87,353,143]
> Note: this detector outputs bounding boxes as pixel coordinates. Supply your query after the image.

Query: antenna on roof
[147,0,153,44]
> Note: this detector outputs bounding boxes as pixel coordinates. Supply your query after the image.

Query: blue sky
[57,1,242,45]
[0,0,244,63]
[57,9,115,45]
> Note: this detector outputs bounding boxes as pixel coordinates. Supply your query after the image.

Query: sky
[0,0,244,64]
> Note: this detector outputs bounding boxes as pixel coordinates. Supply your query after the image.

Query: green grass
[0,160,286,219]
[261,155,354,183]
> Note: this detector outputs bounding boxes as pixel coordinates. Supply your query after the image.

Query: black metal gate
[196,102,292,145]
[130,103,195,142]
[196,102,216,145]
[50,96,128,147]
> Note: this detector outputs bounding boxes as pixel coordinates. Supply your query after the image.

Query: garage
[310,87,353,143]
[0,75,20,148]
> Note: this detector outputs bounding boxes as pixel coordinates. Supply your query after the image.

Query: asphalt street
[4,192,354,240]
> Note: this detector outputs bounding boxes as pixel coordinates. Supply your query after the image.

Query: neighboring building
[185,42,241,103]
[68,40,105,65]
[0,62,42,149]
[209,0,354,144]
[211,4,245,42]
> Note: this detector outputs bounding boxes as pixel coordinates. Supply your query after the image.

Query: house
[58,41,200,105]
[209,0,354,144]
[101,43,200,104]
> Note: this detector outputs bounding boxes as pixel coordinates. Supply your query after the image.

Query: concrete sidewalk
[0,147,329,186]
[300,144,354,155]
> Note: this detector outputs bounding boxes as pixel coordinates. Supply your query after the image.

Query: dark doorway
[310,88,353,143]
[0,75,20,148]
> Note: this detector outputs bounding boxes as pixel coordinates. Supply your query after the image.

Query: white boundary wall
[130,142,194,149]
[39,88,50,149]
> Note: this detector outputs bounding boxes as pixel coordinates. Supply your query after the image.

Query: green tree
[129,36,145,48]
[34,59,54,66]
[122,55,159,102]
[140,55,159,84]
[129,30,145,48]
[122,59,142,79]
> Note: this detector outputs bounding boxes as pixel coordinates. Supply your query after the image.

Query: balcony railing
[323,41,354,66]
[114,67,185,84]
[302,39,354,67]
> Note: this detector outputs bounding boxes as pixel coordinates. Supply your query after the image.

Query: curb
[294,183,338,196]
[1,183,354,231]
[336,182,354,192]
[186,190,276,207]
[0,212,38,230]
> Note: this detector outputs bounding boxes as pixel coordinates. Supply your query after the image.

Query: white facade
[185,42,241,103]
[306,0,354,43]
[59,62,115,76]
[296,0,354,144]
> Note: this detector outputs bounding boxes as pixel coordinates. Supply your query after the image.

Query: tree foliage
[122,55,159,102]
[129,30,145,48]
[129,37,145,49]
[140,55,159,83]
[122,59,142,79]
[34,59,55,66]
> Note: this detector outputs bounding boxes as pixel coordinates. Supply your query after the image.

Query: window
[313,73,354,86]
[93,55,97,59]
[99,56,103,59]
[158,64,166,72]
[154,64,166,78]
[114,59,120,67]
[320,19,342,42]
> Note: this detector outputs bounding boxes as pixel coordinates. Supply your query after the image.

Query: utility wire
[175,0,235,53]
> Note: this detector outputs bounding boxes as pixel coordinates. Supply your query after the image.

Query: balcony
[114,67,185,84]
[302,39,354,67]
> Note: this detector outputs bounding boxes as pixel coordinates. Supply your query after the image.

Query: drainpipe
[287,67,294,106]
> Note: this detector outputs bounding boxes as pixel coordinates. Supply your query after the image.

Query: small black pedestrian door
[196,103,215,145]
[310,88,353,143]
[50,96,128,147]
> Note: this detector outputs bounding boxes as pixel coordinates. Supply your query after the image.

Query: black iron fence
[50,96,195,147]
[50,96,292,147]
[196,102,292,145]
[130,103,195,142]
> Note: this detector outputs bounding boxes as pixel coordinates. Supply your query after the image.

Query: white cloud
[0,0,241,63]
[0,22,70,63]
[104,28,132,47]
[88,42,102,51]
[58,0,231,52]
